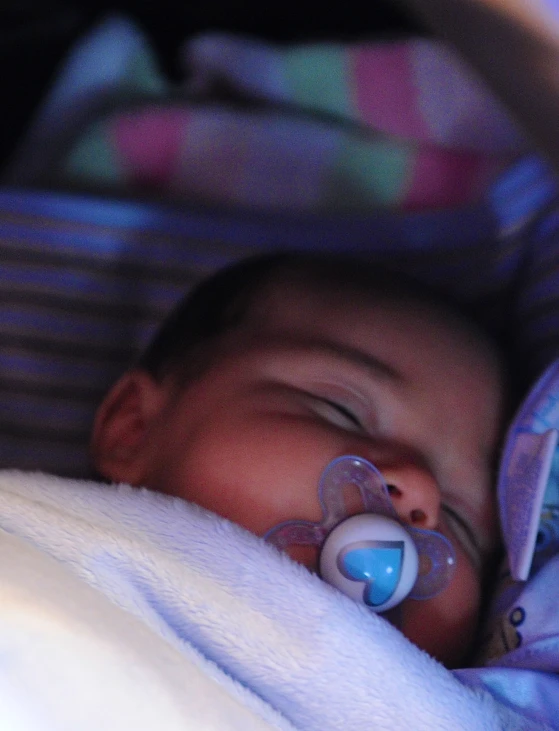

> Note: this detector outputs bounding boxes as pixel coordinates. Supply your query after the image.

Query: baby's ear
[91,369,167,485]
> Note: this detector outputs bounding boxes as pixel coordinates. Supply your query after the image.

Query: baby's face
[94,280,505,667]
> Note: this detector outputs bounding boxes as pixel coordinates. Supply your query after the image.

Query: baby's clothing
[476,360,559,676]
[0,470,547,730]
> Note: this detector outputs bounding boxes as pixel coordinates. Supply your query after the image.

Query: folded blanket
[0,471,549,729]
[6,15,526,212]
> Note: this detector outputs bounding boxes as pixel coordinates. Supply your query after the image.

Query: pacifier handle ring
[319,513,420,612]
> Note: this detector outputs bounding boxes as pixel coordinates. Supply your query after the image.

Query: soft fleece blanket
[0,471,548,730]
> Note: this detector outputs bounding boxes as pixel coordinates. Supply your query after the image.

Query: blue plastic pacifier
[264,455,456,612]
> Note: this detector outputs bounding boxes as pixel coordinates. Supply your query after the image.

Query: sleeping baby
[1,239,555,730]
[0,248,532,731]
[91,251,507,669]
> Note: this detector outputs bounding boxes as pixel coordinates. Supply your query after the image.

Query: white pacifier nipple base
[319,513,419,612]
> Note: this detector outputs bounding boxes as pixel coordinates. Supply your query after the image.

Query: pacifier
[264,455,456,613]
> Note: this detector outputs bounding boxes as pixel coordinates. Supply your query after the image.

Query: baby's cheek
[154,417,315,535]
[399,551,481,667]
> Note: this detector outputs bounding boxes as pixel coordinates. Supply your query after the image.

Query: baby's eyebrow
[281,336,402,381]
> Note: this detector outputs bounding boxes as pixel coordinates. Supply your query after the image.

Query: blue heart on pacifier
[339,541,404,607]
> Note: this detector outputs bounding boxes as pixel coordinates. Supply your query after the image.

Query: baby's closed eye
[305,394,364,433]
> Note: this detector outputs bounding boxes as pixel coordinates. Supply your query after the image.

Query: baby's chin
[400,598,477,668]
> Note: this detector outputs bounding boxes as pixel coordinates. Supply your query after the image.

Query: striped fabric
[2,167,559,479]
[190,35,521,152]
[7,17,524,214]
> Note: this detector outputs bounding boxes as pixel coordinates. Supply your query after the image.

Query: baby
[91,251,507,668]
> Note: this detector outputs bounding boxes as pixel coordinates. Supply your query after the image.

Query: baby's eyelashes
[441,505,481,569]
[306,394,364,433]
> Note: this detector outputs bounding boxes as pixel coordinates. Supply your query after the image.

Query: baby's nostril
[410,508,427,524]
[386,484,401,497]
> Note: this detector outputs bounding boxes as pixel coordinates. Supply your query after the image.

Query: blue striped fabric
[1,179,558,477]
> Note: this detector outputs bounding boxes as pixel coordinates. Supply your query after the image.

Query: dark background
[0,1,423,172]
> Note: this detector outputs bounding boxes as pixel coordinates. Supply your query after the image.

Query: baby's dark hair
[139,252,290,381]
[138,250,495,383]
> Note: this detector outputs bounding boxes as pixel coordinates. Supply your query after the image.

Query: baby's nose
[380,462,441,530]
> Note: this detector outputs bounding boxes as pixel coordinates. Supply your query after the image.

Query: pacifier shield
[339,541,404,607]
[264,455,455,611]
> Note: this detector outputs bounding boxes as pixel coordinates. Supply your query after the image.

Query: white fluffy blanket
[0,472,544,730]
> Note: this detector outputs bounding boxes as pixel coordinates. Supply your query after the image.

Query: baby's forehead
[255,272,464,335]
[246,272,505,391]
